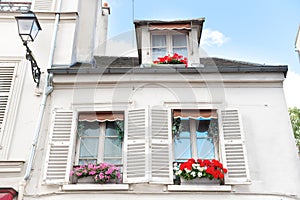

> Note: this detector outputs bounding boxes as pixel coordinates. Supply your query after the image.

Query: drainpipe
[18,1,63,199]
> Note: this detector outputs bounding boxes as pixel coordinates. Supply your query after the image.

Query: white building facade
[0,1,299,200]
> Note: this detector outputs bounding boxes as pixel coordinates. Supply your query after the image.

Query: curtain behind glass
[78,121,100,165]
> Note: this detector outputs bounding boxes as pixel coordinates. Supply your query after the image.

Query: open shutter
[123,109,149,183]
[0,63,15,134]
[219,109,250,184]
[43,110,76,184]
[32,0,54,12]
[149,109,173,184]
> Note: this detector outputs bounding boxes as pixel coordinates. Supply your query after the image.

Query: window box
[73,176,95,184]
[70,163,122,184]
[151,64,186,68]
[71,175,121,184]
[180,177,221,185]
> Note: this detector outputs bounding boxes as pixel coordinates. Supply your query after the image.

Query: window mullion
[98,122,106,163]
[74,133,81,165]
[189,119,197,159]
[167,32,172,55]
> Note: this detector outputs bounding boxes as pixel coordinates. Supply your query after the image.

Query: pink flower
[105,168,114,175]
[99,172,104,179]
[117,172,121,179]
[76,172,82,177]
[89,170,96,175]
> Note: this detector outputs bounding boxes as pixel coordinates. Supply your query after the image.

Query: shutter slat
[150,109,172,184]
[220,109,250,185]
[0,64,15,133]
[33,0,54,11]
[44,110,73,184]
[123,109,148,183]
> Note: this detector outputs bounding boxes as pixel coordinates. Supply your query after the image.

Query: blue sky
[105,0,300,107]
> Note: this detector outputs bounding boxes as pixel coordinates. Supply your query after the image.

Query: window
[151,32,188,60]
[44,108,250,186]
[173,109,219,162]
[76,112,124,166]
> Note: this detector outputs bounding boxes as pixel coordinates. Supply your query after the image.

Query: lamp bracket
[23,42,41,87]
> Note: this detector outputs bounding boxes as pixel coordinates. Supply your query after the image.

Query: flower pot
[77,176,95,184]
[180,177,220,185]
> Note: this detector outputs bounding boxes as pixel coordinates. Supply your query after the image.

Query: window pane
[197,138,215,159]
[78,121,100,162]
[79,138,99,158]
[174,137,191,161]
[78,121,100,137]
[196,130,209,137]
[103,158,122,165]
[174,119,191,161]
[196,120,210,132]
[104,121,123,165]
[104,138,122,157]
[172,48,187,58]
[172,35,187,47]
[152,48,167,60]
[106,122,118,136]
[152,35,166,47]
[79,159,97,165]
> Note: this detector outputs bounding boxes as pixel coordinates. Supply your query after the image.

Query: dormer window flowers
[174,158,227,181]
[70,162,122,184]
[153,53,188,67]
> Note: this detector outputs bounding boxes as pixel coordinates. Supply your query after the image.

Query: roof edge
[48,65,288,78]
[134,18,205,26]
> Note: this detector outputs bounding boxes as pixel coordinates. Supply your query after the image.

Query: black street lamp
[15,11,42,87]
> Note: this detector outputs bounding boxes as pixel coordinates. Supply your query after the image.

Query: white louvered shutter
[0,63,15,134]
[123,109,149,183]
[32,0,54,12]
[44,110,75,184]
[219,109,250,184]
[149,109,173,184]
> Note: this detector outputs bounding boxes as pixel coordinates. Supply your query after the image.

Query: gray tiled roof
[49,56,287,77]
[67,56,264,68]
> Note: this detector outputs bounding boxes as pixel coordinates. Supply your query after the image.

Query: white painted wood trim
[61,184,129,191]
[0,161,25,173]
[167,184,232,192]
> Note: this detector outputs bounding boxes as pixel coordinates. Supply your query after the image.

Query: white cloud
[284,71,300,108]
[202,28,229,47]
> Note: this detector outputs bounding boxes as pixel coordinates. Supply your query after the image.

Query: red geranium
[153,53,188,67]
[174,158,228,181]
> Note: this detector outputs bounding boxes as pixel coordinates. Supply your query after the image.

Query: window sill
[167,185,232,192]
[62,184,129,191]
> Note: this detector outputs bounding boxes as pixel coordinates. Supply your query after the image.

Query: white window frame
[74,113,124,166]
[173,111,219,162]
[151,30,189,61]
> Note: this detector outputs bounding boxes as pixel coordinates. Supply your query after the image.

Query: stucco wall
[20,71,300,199]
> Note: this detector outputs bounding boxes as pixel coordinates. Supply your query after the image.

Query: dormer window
[151,32,188,60]
[134,18,205,67]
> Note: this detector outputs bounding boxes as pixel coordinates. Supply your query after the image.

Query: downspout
[18,1,63,199]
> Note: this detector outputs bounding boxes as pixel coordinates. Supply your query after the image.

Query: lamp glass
[15,12,41,42]
[17,19,33,41]
[30,21,39,41]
